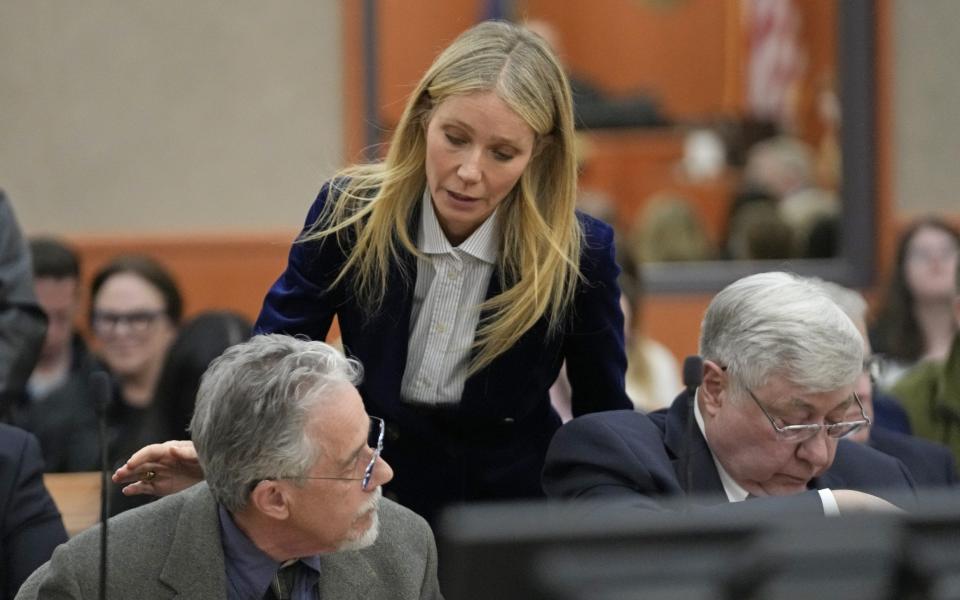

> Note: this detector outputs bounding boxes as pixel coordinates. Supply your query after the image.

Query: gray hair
[699,272,863,396]
[189,334,362,512]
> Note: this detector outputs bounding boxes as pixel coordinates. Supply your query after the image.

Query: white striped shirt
[400,191,499,406]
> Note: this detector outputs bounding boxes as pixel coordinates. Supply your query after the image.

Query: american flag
[745,0,807,131]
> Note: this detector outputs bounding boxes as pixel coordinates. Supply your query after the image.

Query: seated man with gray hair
[543,272,916,514]
[17,334,442,599]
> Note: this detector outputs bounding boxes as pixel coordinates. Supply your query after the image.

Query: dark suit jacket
[543,390,917,515]
[0,191,47,421]
[12,335,102,473]
[869,425,958,488]
[0,424,67,600]
[255,183,631,521]
[16,483,442,600]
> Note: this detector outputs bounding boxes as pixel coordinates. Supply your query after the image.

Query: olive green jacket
[893,334,960,465]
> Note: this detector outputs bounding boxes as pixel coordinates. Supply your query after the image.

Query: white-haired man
[17,334,442,599]
[543,272,915,514]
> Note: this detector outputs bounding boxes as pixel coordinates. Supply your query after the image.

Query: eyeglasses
[92,309,166,335]
[268,416,385,491]
[745,386,871,443]
[906,245,959,264]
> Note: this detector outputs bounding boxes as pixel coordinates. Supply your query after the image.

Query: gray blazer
[16,483,442,599]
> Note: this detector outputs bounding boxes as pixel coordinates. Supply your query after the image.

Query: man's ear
[249,480,290,521]
[700,360,727,418]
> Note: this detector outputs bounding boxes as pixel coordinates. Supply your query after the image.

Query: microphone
[681,356,703,499]
[683,356,703,396]
[90,370,112,600]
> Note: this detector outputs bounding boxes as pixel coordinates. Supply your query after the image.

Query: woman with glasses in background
[90,255,181,511]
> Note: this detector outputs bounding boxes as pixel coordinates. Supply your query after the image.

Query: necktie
[265,561,300,600]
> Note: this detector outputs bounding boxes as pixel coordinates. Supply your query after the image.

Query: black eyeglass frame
[91,309,167,334]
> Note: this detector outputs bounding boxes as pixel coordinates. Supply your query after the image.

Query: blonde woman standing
[120,21,631,524]
[255,20,631,521]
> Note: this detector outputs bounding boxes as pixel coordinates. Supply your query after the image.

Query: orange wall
[523,0,733,119]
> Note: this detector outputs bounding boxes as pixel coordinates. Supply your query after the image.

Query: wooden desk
[43,472,102,537]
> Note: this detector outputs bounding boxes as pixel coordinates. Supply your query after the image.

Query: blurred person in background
[110,310,251,516]
[23,238,86,403]
[0,190,46,423]
[12,238,100,472]
[816,279,957,488]
[148,311,251,442]
[892,252,960,466]
[725,200,794,261]
[871,217,960,388]
[89,256,181,478]
[740,135,839,259]
[629,194,713,264]
[620,259,681,412]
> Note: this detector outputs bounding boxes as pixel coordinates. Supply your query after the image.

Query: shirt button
[447,270,459,280]
[435,323,447,334]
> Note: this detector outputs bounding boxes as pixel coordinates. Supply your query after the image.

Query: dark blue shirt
[218,505,321,599]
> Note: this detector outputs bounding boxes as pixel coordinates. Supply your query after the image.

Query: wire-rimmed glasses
[745,387,871,443]
[266,415,385,491]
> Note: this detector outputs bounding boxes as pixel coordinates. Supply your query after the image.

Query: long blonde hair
[304,20,582,373]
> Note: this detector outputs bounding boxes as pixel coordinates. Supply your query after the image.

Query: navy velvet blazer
[0,424,67,600]
[543,390,917,515]
[869,425,958,489]
[256,184,631,520]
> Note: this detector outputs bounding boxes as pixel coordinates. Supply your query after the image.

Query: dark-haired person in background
[543,272,916,515]
[871,217,960,388]
[892,253,960,466]
[110,310,252,516]
[88,256,181,514]
[12,238,101,472]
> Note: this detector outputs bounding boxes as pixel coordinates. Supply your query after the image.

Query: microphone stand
[91,371,112,600]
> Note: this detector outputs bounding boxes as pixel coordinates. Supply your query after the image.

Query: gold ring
[142,470,157,482]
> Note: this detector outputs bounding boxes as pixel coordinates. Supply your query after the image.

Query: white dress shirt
[400,191,499,406]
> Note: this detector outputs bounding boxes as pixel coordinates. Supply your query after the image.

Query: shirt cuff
[818,488,840,516]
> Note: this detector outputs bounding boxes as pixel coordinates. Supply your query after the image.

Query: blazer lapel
[318,551,376,599]
[663,392,727,502]
[158,484,228,599]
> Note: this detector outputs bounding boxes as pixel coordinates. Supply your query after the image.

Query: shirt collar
[218,505,322,599]
[419,188,500,264]
[693,392,750,503]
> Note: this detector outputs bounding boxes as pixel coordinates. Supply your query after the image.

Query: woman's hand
[111,440,204,497]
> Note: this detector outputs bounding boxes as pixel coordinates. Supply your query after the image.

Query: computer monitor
[438,492,960,600]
